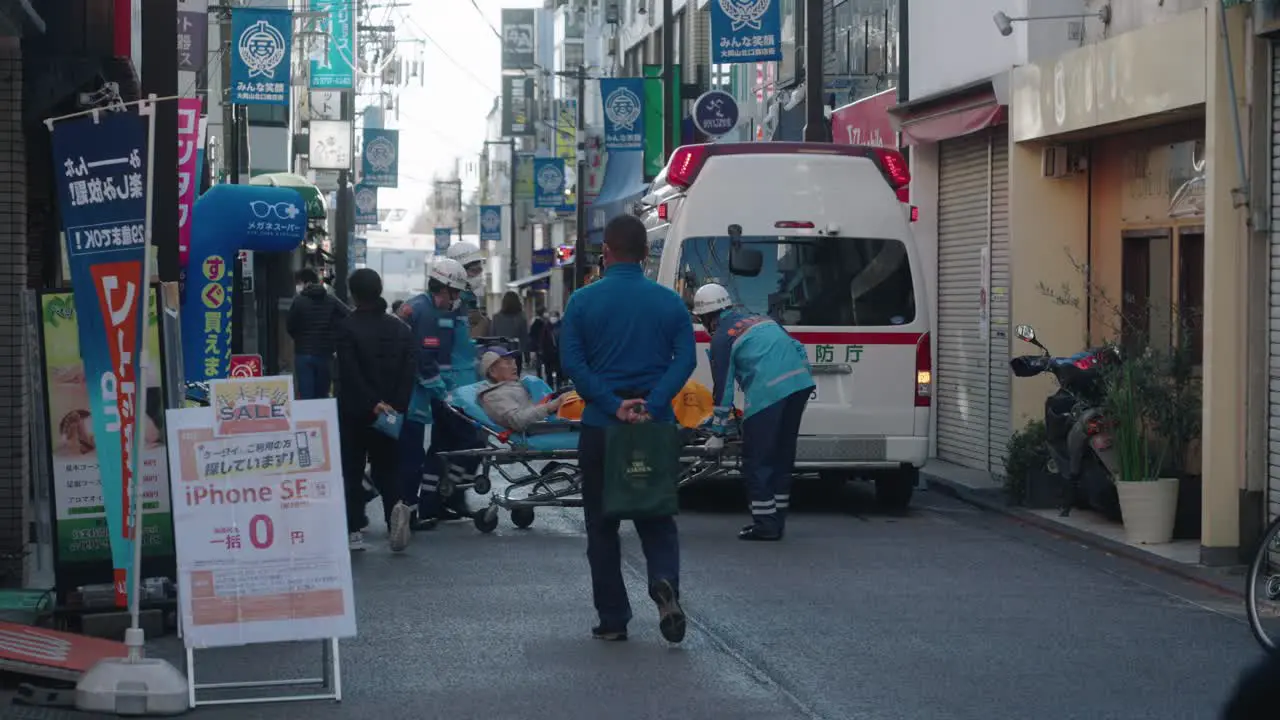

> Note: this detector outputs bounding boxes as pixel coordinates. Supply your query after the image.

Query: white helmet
[427,258,470,291]
[446,241,485,269]
[693,283,733,316]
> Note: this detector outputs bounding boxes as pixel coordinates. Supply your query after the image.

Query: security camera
[993,11,1014,36]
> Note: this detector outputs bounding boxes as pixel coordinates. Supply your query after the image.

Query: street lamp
[993,4,1111,37]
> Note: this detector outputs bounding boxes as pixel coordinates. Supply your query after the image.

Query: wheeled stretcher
[437,375,744,533]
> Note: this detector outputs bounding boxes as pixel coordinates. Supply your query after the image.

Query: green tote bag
[602,422,683,520]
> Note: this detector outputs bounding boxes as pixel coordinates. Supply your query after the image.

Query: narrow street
[164,480,1260,720]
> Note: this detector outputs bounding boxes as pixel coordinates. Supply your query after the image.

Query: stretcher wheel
[511,508,535,529]
[438,478,455,498]
[474,508,499,534]
[473,475,492,495]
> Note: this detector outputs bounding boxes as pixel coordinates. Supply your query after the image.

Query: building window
[1177,230,1204,365]
[247,103,289,127]
[711,63,732,91]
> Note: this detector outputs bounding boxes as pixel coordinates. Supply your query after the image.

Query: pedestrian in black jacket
[287,268,349,399]
[335,268,415,550]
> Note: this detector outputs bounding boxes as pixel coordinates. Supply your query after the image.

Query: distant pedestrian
[559,214,697,643]
[287,268,349,399]
[490,291,530,362]
[391,299,404,316]
[335,269,415,551]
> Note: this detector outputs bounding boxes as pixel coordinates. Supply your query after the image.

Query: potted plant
[1004,420,1056,508]
[1109,359,1178,544]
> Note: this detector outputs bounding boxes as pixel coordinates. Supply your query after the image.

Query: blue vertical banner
[478,205,502,243]
[48,108,152,608]
[353,184,378,225]
[434,227,452,256]
[534,158,566,209]
[230,8,293,105]
[309,0,355,89]
[600,78,645,150]
[710,0,783,63]
[349,235,367,270]
[360,128,399,187]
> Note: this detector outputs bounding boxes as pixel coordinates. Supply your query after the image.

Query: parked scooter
[1009,325,1123,520]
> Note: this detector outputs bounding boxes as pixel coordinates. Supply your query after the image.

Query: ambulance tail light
[915,332,932,407]
[657,203,669,220]
[666,145,712,189]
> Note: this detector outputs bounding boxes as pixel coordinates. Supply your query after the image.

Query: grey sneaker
[348,531,367,552]
[648,580,686,644]
[388,502,413,552]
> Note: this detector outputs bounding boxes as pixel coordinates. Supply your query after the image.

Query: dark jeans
[740,388,810,532]
[392,402,481,517]
[579,424,680,631]
[340,416,398,533]
[295,354,332,400]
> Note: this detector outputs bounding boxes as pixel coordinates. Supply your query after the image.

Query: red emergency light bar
[665,142,912,197]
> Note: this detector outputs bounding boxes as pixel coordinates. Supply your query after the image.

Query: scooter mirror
[1015,324,1037,343]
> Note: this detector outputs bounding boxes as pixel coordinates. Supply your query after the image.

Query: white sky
[375,0,542,213]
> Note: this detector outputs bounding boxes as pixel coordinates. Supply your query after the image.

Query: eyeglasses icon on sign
[249,200,301,221]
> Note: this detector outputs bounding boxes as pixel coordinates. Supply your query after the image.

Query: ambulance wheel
[473,475,492,495]
[474,509,499,534]
[875,467,916,515]
[438,478,455,498]
[511,508,535,529]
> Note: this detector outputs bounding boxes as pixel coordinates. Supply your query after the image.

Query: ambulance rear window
[675,235,915,326]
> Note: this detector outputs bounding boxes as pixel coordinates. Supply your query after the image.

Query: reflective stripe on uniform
[774,494,791,511]
[750,499,777,515]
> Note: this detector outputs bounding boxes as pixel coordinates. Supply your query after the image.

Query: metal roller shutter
[936,128,1011,473]
[1268,41,1280,520]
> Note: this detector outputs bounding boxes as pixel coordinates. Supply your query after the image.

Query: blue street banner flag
[534,158,566,209]
[309,0,355,89]
[349,235,367,269]
[48,107,152,609]
[434,227,452,256]
[183,185,307,385]
[361,128,399,187]
[478,205,502,243]
[231,7,293,105]
[600,78,645,150]
[710,0,783,63]
[353,184,378,225]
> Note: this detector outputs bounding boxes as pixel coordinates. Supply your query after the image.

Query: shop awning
[586,150,647,246]
[887,79,1006,147]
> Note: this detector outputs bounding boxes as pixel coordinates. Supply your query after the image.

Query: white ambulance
[639,142,929,510]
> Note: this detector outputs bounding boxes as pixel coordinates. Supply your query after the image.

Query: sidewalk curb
[922,473,1245,600]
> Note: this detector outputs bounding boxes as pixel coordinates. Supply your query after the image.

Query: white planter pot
[1116,477,1180,545]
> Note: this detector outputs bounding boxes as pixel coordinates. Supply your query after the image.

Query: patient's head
[480,347,519,383]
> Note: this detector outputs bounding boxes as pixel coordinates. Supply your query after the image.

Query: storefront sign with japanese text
[360,128,398,188]
[501,76,535,137]
[183,185,307,385]
[600,78,645,150]
[178,98,202,271]
[711,0,783,63]
[501,8,536,70]
[231,7,293,105]
[534,158,565,209]
[176,0,209,75]
[48,108,153,607]
[309,0,355,89]
[353,184,378,225]
[165,379,356,648]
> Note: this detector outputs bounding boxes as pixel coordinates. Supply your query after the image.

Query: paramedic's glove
[703,435,725,453]
[708,406,733,436]
[421,423,434,457]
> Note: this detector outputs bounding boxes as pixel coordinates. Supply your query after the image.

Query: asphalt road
[10,479,1265,719]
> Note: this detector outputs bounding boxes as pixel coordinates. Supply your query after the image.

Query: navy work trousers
[740,388,810,533]
[392,400,482,517]
[294,354,332,400]
[578,424,680,631]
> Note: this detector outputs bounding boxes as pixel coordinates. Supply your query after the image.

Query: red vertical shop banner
[113,0,132,57]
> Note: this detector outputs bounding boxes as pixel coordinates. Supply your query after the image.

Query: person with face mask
[387,258,473,551]
[446,241,491,337]
[695,282,815,541]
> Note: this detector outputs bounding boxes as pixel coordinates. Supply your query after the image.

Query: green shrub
[1005,420,1048,502]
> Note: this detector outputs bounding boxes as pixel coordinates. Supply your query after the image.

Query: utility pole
[802,0,829,142]
[483,138,519,283]
[555,65,591,289]
[661,0,675,161]
[334,89,354,304]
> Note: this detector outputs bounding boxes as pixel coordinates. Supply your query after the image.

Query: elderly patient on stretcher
[477,346,565,432]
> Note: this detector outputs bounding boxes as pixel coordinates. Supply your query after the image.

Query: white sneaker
[348,531,367,551]
[388,502,412,552]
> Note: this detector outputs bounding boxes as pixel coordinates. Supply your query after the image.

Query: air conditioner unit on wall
[1041,145,1069,179]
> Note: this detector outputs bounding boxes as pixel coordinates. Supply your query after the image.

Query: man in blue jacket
[560,214,696,644]
[695,282,815,541]
[387,258,474,552]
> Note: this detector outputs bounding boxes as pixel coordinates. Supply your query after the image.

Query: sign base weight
[76,652,188,715]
